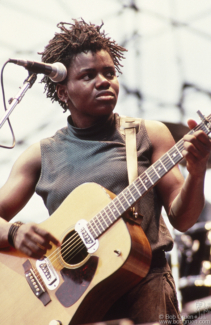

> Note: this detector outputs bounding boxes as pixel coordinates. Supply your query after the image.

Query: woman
[0,19,210,324]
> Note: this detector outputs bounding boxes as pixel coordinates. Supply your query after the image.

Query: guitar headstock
[196,110,211,136]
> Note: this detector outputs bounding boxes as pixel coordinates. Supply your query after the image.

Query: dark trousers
[103,260,182,324]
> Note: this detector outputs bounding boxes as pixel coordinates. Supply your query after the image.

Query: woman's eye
[106,71,115,78]
[82,70,115,81]
[83,74,93,80]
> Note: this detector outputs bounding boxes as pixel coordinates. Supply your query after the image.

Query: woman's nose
[95,74,110,89]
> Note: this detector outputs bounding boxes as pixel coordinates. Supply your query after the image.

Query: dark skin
[57,50,119,128]
[0,49,210,258]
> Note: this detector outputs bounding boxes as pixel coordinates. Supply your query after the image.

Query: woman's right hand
[14,223,60,259]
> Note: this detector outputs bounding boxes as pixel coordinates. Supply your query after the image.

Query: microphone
[9,59,67,82]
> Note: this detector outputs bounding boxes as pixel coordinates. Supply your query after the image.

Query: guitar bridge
[23,259,51,306]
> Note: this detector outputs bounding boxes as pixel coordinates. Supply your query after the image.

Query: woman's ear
[56,84,68,104]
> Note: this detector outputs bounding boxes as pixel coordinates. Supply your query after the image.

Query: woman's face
[57,49,119,128]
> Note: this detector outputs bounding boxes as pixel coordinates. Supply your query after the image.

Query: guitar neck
[87,114,211,239]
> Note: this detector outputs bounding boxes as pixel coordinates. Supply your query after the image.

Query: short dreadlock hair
[39,19,127,111]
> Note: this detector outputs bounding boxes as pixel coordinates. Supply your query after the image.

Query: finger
[15,233,47,258]
[192,130,211,145]
[33,226,60,246]
[187,119,198,130]
[18,245,36,258]
[183,142,208,162]
[23,241,47,258]
[182,150,198,166]
[14,223,60,259]
[25,231,52,251]
[183,132,211,157]
[187,120,211,147]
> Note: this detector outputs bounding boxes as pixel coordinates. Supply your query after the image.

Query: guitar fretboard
[87,114,211,239]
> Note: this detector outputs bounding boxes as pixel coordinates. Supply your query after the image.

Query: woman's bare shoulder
[144,119,176,162]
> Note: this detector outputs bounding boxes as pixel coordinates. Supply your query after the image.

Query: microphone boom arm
[0,72,37,129]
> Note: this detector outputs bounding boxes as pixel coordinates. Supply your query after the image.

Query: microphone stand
[0,72,37,129]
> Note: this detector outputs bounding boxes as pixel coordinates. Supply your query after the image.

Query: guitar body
[0,183,151,325]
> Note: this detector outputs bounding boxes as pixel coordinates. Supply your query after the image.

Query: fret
[160,154,174,170]
[167,152,174,165]
[159,158,167,172]
[113,196,125,214]
[145,170,154,185]
[108,201,120,219]
[147,166,160,185]
[91,219,102,236]
[98,211,109,229]
[133,181,142,196]
[122,188,135,206]
[93,215,105,233]
[88,199,125,239]
[139,176,148,190]
[153,160,167,178]
[103,207,113,224]
[129,183,141,201]
[127,185,137,201]
[168,146,183,164]
[119,192,130,210]
[135,177,147,194]
[151,165,161,180]
[177,138,184,147]
[175,143,183,156]
[205,124,211,134]
[121,191,130,205]
[141,172,153,190]
[103,207,113,226]
[87,112,211,240]
[200,123,209,134]
[189,129,194,135]
[105,204,117,223]
[88,220,100,237]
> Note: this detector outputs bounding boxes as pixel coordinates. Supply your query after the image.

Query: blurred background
[1,0,211,321]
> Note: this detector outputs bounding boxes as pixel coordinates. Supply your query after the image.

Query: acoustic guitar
[0,111,210,325]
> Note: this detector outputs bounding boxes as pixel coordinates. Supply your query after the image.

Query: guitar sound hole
[61,230,88,265]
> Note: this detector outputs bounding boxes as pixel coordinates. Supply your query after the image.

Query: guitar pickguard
[55,256,98,307]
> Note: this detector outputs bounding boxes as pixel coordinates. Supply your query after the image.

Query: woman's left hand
[182,119,211,176]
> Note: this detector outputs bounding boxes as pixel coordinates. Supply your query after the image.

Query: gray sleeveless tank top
[35,113,173,253]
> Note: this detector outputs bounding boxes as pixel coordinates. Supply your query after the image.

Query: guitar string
[48,234,88,267]
[47,231,81,264]
[43,119,211,267]
[45,216,107,265]
[47,226,98,266]
[32,118,211,285]
[51,235,83,265]
[31,233,86,285]
[32,244,87,290]
[94,115,210,225]
[34,119,211,285]
[61,242,86,264]
[126,119,211,197]
[33,242,87,286]
[20,233,77,286]
[47,140,198,266]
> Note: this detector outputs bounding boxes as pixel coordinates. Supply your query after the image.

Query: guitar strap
[119,116,143,224]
